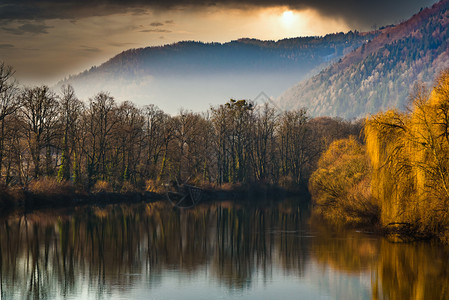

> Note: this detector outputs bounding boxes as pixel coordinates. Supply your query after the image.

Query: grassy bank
[0,178,307,213]
[0,179,164,213]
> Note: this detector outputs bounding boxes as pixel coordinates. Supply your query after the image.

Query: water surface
[1,198,448,299]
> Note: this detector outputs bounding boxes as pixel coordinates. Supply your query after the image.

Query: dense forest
[310,69,449,242]
[73,31,373,78]
[280,0,449,119]
[0,61,361,200]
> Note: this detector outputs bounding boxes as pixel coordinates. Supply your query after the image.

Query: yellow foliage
[365,69,449,237]
[145,179,165,193]
[91,180,113,193]
[93,207,108,219]
[309,137,378,226]
[311,230,449,299]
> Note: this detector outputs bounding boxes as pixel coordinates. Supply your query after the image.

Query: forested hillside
[90,33,371,75]
[279,0,449,119]
[59,32,374,113]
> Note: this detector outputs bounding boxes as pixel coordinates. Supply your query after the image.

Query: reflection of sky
[27,246,372,300]
[100,260,372,299]
[305,262,372,300]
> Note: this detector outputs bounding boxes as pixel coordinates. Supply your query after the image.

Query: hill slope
[59,32,374,113]
[279,0,449,119]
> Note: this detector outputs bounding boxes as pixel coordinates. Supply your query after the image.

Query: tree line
[0,62,362,192]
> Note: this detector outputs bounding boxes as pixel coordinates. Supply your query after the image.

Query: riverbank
[0,184,162,213]
[309,210,435,244]
[0,179,307,214]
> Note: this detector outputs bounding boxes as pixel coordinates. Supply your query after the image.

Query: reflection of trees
[310,225,449,300]
[311,230,379,274]
[276,203,309,275]
[3,201,449,299]
[0,200,309,298]
[376,241,449,300]
[213,206,271,289]
[211,200,310,289]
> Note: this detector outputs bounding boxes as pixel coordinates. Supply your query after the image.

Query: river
[1,198,448,299]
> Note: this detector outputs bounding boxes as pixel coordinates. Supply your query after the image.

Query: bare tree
[20,86,59,178]
[252,103,278,182]
[83,92,117,185]
[278,109,309,184]
[114,101,145,185]
[142,105,167,180]
[57,85,83,181]
[0,62,20,179]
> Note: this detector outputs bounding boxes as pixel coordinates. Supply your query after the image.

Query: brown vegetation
[27,177,74,196]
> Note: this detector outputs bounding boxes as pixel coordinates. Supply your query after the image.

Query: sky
[0,0,440,85]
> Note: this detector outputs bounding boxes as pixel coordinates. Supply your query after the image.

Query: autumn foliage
[309,137,378,226]
[365,69,449,239]
[311,69,449,240]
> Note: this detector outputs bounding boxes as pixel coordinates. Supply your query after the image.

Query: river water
[1,198,448,299]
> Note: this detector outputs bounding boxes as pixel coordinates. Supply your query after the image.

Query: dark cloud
[0,43,14,49]
[80,46,102,52]
[2,23,52,35]
[165,20,175,24]
[150,22,164,26]
[108,42,138,47]
[130,7,148,15]
[0,0,439,29]
[140,29,172,33]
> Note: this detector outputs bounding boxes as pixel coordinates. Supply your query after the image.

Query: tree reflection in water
[310,221,449,300]
[0,199,308,299]
[0,199,449,299]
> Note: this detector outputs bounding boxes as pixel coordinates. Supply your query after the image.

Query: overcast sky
[0,0,439,85]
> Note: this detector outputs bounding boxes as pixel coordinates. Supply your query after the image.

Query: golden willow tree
[365,69,449,235]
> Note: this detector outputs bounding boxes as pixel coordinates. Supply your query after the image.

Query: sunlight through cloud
[281,10,297,28]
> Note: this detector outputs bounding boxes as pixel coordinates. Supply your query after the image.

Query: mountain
[58,32,374,113]
[279,0,449,119]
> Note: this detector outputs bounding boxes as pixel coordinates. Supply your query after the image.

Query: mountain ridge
[279,0,449,119]
[59,31,375,113]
